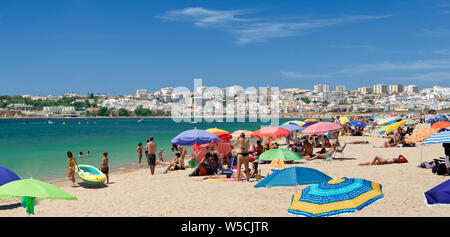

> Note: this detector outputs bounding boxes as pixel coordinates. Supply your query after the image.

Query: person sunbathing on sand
[163,153,184,173]
[358,155,408,166]
[202,162,258,181]
[304,143,338,160]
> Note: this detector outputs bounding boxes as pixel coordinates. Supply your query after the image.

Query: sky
[0,0,449,95]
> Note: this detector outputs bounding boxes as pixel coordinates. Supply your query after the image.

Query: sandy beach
[0,123,448,217]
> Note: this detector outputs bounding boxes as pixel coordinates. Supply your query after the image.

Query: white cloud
[385,71,450,82]
[157,7,394,44]
[340,59,450,73]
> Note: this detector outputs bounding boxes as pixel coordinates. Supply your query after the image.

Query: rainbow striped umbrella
[282,120,305,127]
[288,177,383,217]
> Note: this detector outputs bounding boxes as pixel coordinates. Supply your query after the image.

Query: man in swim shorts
[145,136,157,175]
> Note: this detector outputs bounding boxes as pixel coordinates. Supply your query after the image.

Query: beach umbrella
[406,128,440,144]
[348,121,366,128]
[302,121,318,127]
[302,122,343,135]
[171,129,221,146]
[251,127,292,139]
[404,119,416,125]
[339,117,349,125]
[421,131,450,145]
[0,178,77,215]
[431,121,450,130]
[280,124,304,132]
[0,167,21,186]
[254,167,332,188]
[425,180,450,206]
[304,119,319,122]
[384,120,407,134]
[205,128,232,141]
[231,130,253,140]
[376,117,396,125]
[0,178,77,200]
[282,120,305,127]
[287,177,384,217]
[258,148,302,161]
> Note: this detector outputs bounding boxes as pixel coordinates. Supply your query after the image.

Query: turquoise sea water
[0,118,307,180]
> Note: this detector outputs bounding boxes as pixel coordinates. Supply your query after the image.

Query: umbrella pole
[420,145,423,163]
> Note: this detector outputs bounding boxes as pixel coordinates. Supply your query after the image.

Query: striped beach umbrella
[205,128,232,141]
[287,177,384,217]
[406,128,440,144]
[422,131,450,145]
[282,120,305,127]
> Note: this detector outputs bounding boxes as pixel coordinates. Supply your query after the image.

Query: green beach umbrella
[0,178,77,200]
[259,148,303,161]
[0,178,76,215]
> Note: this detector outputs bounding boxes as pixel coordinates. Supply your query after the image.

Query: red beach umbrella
[251,127,292,139]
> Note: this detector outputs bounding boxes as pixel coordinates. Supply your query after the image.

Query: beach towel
[21,196,35,215]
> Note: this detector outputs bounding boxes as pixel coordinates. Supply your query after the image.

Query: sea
[0,117,312,181]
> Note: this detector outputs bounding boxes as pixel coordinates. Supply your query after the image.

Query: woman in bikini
[137,143,143,163]
[232,132,251,182]
[305,142,338,161]
[358,154,408,166]
[65,151,79,187]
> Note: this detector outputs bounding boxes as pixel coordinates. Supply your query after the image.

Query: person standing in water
[145,136,157,175]
[100,152,110,184]
[86,151,90,158]
[137,143,143,163]
[233,132,251,182]
[65,151,79,187]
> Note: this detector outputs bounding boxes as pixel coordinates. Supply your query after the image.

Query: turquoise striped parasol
[288,177,383,217]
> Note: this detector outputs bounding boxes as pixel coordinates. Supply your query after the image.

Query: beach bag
[432,160,448,175]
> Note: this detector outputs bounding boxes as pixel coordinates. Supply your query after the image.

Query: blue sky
[0,0,449,95]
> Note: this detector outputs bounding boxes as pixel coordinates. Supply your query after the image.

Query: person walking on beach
[65,151,79,188]
[137,143,143,163]
[233,132,251,182]
[145,136,157,175]
[100,152,110,184]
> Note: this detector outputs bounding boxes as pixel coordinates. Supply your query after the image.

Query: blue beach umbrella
[0,167,21,186]
[425,180,450,205]
[287,177,384,217]
[280,124,304,132]
[347,121,366,128]
[421,131,450,145]
[302,121,318,127]
[171,129,221,146]
[254,167,332,188]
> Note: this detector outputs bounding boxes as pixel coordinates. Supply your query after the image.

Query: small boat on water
[137,118,144,123]
[48,120,54,124]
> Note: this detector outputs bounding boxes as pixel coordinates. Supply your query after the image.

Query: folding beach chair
[332,143,347,159]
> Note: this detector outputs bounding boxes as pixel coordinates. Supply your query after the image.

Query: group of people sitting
[380,126,416,148]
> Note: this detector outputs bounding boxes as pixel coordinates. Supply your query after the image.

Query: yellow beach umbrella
[304,119,318,123]
[384,120,407,134]
[282,120,305,126]
[339,117,349,125]
[406,128,440,144]
[205,128,229,134]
